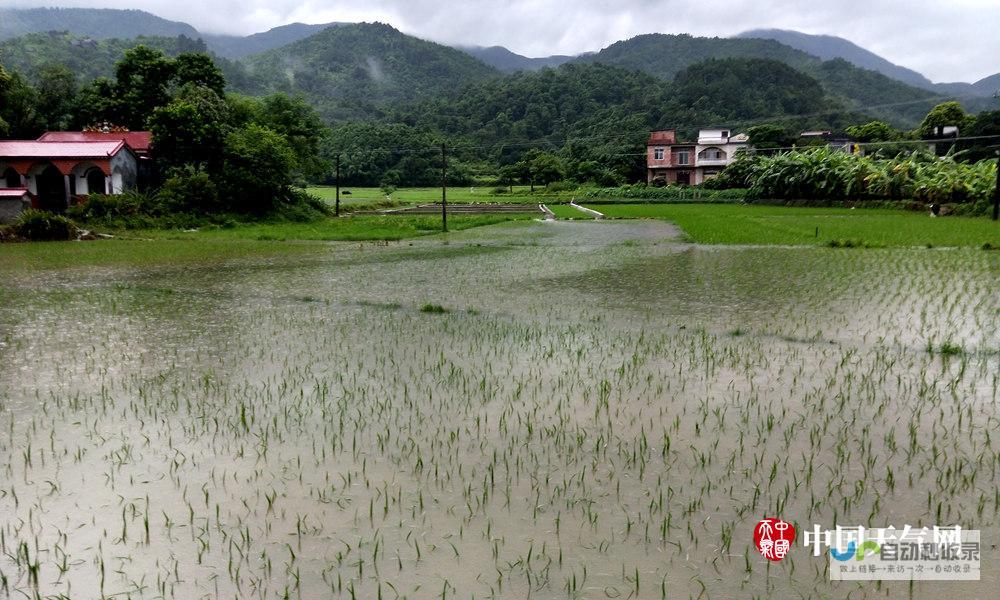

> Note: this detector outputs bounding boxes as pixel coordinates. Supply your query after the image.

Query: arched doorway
[2,167,20,188]
[86,168,107,195]
[111,169,124,194]
[35,164,66,213]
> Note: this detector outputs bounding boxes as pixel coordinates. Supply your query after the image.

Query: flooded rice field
[1,220,998,599]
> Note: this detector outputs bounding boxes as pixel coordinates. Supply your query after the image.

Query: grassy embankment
[0,214,533,271]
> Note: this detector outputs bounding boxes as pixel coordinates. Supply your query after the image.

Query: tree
[0,67,42,138]
[845,121,901,143]
[149,84,230,172]
[960,110,1000,162]
[521,150,565,187]
[114,45,176,129]
[221,124,296,213]
[918,101,974,138]
[0,65,11,135]
[173,53,226,97]
[497,163,521,192]
[746,124,795,150]
[74,77,120,126]
[35,65,79,131]
[251,94,329,183]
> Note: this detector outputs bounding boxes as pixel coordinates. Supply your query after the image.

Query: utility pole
[441,142,448,232]
[335,153,341,218]
[994,151,999,221]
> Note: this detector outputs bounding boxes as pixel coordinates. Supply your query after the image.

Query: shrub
[13,210,78,241]
[271,189,331,222]
[68,190,149,221]
[826,238,883,249]
[420,304,448,314]
[547,181,578,192]
[594,169,625,188]
[585,184,751,202]
[158,170,220,214]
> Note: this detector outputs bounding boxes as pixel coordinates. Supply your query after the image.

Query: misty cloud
[6,0,998,82]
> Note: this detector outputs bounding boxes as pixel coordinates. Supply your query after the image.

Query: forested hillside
[0,7,198,41]
[574,34,816,79]
[736,29,936,90]
[240,23,499,121]
[575,33,942,127]
[0,32,210,81]
[0,32,264,96]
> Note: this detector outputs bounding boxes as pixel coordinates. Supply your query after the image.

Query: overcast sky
[6,0,999,82]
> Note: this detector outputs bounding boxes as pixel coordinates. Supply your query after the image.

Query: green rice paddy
[586,203,1000,247]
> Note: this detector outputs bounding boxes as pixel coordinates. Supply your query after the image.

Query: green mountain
[672,58,832,122]
[0,7,199,41]
[974,73,1000,96]
[0,32,262,94]
[398,58,865,154]
[736,29,936,90]
[240,23,499,121]
[202,23,346,59]
[456,46,575,73]
[0,8,343,61]
[738,28,1000,103]
[573,34,816,79]
[0,32,209,81]
[574,33,941,126]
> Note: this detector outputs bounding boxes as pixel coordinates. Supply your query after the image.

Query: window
[698,147,727,161]
[653,147,665,160]
[673,149,692,166]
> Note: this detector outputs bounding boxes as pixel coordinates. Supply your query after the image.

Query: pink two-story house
[646,128,748,185]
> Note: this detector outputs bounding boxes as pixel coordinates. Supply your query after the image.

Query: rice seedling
[0,218,996,598]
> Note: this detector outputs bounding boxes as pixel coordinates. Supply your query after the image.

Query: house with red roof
[0,137,139,216]
[37,131,153,158]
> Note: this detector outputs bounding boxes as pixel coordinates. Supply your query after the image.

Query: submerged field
[1,218,999,599]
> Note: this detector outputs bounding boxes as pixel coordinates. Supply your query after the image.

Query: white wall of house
[110,151,138,193]
[697,129,733,145]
